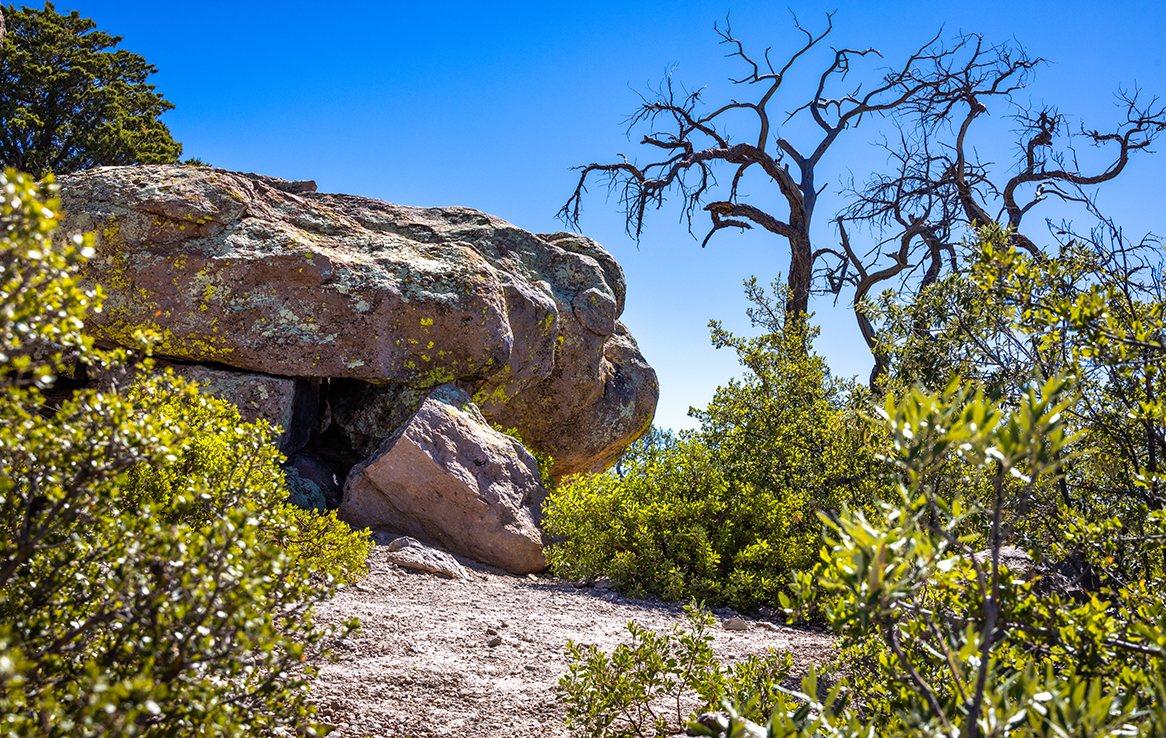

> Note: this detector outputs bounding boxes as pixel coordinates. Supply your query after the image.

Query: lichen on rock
[58,165,658,480]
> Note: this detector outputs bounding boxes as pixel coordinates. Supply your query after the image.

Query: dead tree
[562,15,1164,387]
[836,74,1166,382]
[560,14,1037,321]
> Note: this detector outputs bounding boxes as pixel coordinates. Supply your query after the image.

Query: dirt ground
[309,545,836,738]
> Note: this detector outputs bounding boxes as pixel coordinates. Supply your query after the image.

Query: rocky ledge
[56,165,659,573]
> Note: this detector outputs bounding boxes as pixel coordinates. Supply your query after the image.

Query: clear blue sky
[48,0,1166,430]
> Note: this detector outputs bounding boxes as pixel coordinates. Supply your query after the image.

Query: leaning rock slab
[339,384,548,574]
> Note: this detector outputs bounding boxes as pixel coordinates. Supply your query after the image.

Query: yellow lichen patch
[94,317,236,362]
[411,366,458,387]
[472,381,513,409]
[95,223,132,291]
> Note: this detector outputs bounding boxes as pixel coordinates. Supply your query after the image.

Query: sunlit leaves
[558,605,794,737]
[0,172,358,736]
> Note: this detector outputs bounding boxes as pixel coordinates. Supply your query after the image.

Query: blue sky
[45,0,1166,430]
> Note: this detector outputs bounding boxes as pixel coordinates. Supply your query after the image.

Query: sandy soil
[309,545,835,738]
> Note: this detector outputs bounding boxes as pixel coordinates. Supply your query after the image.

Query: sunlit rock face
[57,164,657,489]
[340,384,550,575]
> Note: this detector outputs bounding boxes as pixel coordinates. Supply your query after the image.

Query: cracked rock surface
[58,165,658,478]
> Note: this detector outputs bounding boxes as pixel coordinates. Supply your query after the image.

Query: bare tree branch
[561,17,1163,379]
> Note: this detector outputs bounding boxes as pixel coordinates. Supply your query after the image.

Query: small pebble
[487,636,503,647]
[723,617,750,632]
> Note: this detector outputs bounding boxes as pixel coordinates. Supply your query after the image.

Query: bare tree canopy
[561,14,1165,383]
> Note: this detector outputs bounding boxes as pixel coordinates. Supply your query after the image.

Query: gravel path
[309,545,835,738]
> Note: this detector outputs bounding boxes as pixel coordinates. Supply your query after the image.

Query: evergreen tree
[0,3,182,176]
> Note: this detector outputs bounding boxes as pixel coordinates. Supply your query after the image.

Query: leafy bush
[545,280,888,611]
[558,604,792,738]
[0,169,357,736]
[123,385,372,584]
[762,375,1166,737]
[547,432,733,602]
[710,230,1166,737]
[561,230,1166,737]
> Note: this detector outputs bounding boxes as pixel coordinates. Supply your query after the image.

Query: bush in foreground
[124,386,372,584]
[561,233,1166,737]
[0,169,362,736]
[563,377,1166,738]
[558,605,792,738]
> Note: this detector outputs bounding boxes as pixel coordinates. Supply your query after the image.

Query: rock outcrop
[340,385,548,575]
[57,165,657,479]
[55,165,659,573]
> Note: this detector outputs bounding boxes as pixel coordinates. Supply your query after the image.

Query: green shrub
[699,231,1166,737]
[547,433,733,603]
[764,375,1166,737]
[558,604,792,738]
[545,280,889,612]
[0,169,356,736]
[123,384,372,584]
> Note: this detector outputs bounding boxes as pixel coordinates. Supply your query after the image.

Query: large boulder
[57,165,657,476]
[339,385,548,574]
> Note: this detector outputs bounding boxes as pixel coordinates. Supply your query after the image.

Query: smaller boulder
[339,384,548,575]
[372,534,468,580]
